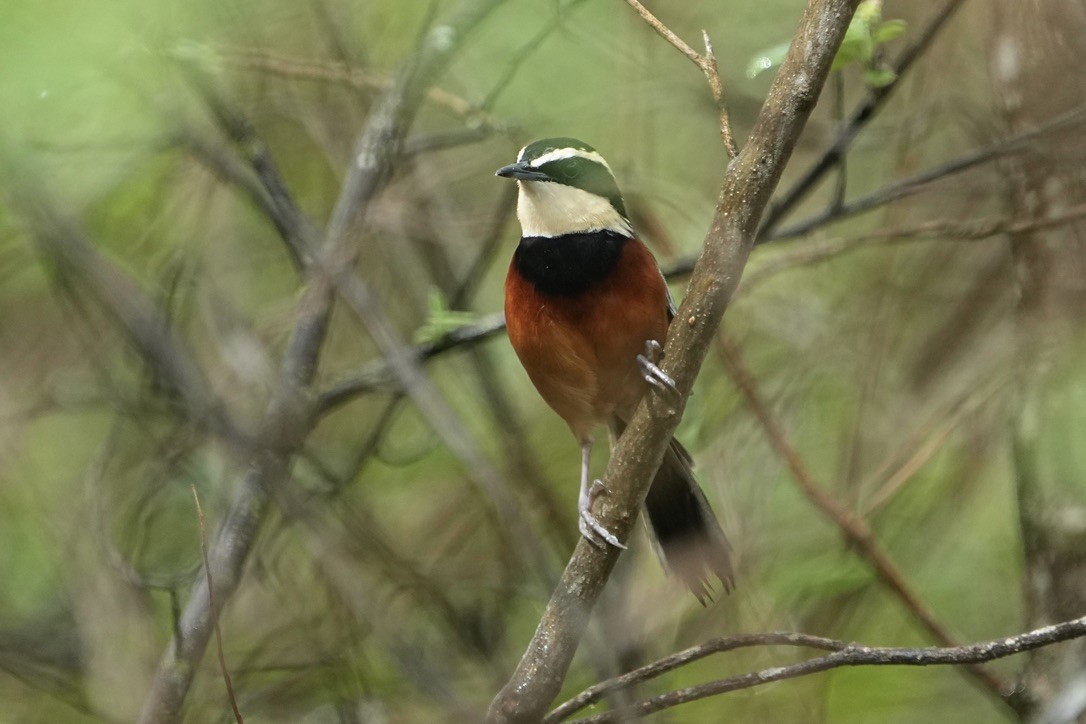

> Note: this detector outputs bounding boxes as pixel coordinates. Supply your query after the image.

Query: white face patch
[516,180,632,238]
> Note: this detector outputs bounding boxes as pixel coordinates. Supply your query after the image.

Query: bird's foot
[578,479,627,550]
[637,340,679,396]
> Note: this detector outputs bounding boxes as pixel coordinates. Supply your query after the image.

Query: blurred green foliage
[748,0,906,86]
[1,0,1084,722]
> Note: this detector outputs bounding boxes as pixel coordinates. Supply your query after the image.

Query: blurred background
[1,0,1085,721]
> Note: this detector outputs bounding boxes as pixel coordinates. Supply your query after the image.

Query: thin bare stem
[563,616,1086,722]
[191,487,244,724]
[716,334,1014,704]
[863,379,1006,516]
[740,200,1086,292]
[623,0,738,157]
[547,632,844,721]
[768,103,1086,241]
[760,0,969,236]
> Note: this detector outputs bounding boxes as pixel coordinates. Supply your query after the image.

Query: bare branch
[137,1,510,720]
[486,1,862,720]
[547,632,843,721]
[741,200,1086,292]
[191,487,243,724]
[1,155,247,450]
[622,0,701,64]
[769,103,1086,241]
[175,63,322,270]
[561,616,1086,722]
[716,334,1013,702]
[216,46,487,119]
[760,0,969,236]
[623,0,738,157]
[316,312,507,414]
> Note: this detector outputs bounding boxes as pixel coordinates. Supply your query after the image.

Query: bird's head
[496,137,632,239]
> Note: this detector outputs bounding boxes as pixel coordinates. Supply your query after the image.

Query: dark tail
[613,420,734,603]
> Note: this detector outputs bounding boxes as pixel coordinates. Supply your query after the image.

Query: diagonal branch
[1,156,247,451]
[562,616,1086,722]
[716,333,1013,704]
[547,632,843,720]
[486,1,862,720]
[769,102,1086,241]
[135,1,510,721]
[759,0,969,237]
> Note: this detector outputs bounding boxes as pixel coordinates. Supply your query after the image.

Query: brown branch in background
[190,487,244,724]
[546,632,844,721]
[316,312,506,413]
[136,1,511,721]
[482,0,593,112]
[559,616,1086,723]
[715,333,1016,706]
[621,0,738,157]
[486,1,861,720]
[0,157,248,452]
[175,63,323,272]
[217,47,484,119]
[769,103,1086,241]
[862,378,1007,516]
[759,0,969,237]
[740,200,1086,292]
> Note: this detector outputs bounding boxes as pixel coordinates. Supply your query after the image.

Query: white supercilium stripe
[519,146,616,176]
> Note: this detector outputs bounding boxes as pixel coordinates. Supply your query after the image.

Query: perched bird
[497,138,733,601]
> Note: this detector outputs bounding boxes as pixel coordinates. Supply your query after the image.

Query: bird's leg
[638,339,679,396]
[578,440,627,550]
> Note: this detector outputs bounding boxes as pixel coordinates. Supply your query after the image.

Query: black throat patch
[513,231,629,296]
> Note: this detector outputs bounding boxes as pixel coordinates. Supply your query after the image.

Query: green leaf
[751,1,906,79]
[413,289,479,344]
[862,67,898,88]
[854,0,883,27]
[873,19,907,44]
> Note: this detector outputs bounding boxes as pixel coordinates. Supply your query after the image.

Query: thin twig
[768,103,1086,241]
[315,312,507,414]
[217,47,485,119]
[547,632,844,721]
[623,0,738,157]
[562,616,1086,722]
[175,62,322,271]
[740,200,1086,292]
[482,0,592,112]
[760,0,969,236]
[863,378,1006,516]
[191,487,244,724]
[715,334,1013,704]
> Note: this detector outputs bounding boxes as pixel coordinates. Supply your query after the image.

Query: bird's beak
[495,162,551,182]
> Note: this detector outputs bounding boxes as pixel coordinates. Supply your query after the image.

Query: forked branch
[486,1,862,720]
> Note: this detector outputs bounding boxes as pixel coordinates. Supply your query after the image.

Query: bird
[497,137,733,601]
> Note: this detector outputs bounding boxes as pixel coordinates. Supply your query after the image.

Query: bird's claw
[637,340,679,396]
[578,479,627,550]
